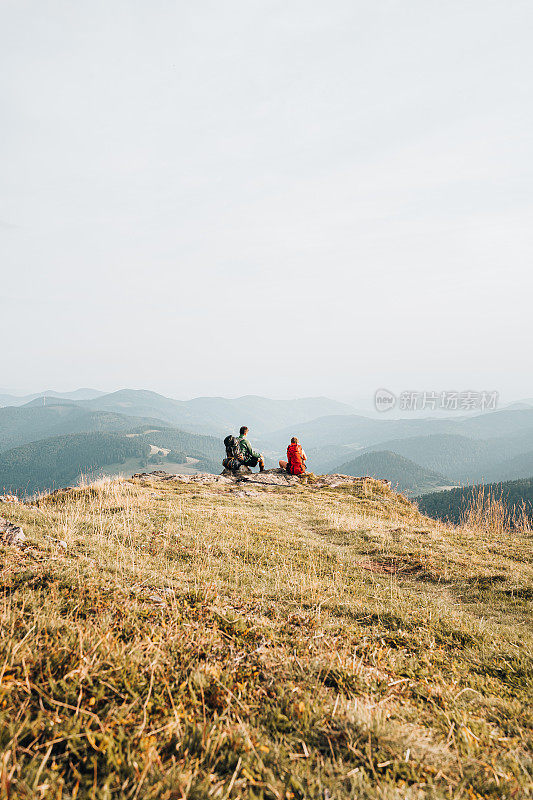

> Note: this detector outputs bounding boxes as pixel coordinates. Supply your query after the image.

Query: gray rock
[0,517,26,547]
[131,469,392,491]
[221,465,252,477]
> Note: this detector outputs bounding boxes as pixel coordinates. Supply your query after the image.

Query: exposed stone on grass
[0,494,19,503]
[130,468,392,491]
[0,517,26,547]
[221,464,253,477]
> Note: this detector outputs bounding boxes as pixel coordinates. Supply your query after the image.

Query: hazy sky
[2,1,532,400]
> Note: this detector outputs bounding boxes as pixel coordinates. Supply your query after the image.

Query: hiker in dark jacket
[238,426,265,471]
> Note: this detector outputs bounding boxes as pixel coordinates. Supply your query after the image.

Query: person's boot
[259,459,265,472]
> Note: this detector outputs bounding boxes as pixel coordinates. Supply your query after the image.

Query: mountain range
[77,390,355,435]
[357,432,533,484]
[0,388,105,406]
[2,389,533,506]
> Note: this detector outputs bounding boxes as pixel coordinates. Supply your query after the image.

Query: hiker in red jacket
[279,437,307,475]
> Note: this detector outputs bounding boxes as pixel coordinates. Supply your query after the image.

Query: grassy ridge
[1,477,532,799]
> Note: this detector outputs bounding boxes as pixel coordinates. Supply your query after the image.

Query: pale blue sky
[1,1,532,399]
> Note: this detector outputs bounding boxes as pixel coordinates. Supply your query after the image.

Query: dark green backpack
[224,435,242,460]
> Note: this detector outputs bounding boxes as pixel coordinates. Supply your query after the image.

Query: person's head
[240,426,248,437]
[291,436,298,444]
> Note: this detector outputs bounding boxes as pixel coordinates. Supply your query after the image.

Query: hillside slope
[0,433,150,495]
[483,450,533,483]
[133,426,222,465]
[333,450,453,495]
[418,477,533,526]
[0,427,224,495]
[0,402,166,453]
[1,474,531,799]
[361,432,533,484]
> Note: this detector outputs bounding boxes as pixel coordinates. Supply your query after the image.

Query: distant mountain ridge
[358,431,533,484]
[0,403,167,453]
[332,450,453,496]
[267,408,533,451]
[4,389,533,495]
[77,390,356,436]
[0,388,105,407]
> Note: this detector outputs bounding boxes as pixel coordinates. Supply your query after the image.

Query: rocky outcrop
[221,464,253,477]
[131,468,391,490]
[0,517,25,547]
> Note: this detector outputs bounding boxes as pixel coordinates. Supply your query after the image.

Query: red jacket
[287,443,305,474]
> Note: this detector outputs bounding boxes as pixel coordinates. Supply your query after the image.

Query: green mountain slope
[333,450,453,495]
[0,425,224,495]
[483,450,533,482]
[303,444,364,474]
[360,431,533,484]
[418,477,533,525]
[133,427,221,459]
[0,433,150,495]
[0,402,170,453]
[131,427,223,473]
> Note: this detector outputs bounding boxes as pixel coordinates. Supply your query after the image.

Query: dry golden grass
[461,484,532,535]
[0,476,531,799]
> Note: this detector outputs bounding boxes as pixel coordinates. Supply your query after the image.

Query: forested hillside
[133,427,222,464]
[418,477,533,525]
[0,403,163,452]
[483,450,533,483]
[361,431,533,484]
[0,433,150,495]
[333,450,452,495]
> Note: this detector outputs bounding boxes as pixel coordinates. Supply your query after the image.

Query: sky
[1,0,532,401]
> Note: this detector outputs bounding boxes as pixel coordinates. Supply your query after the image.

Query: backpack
[224,435,243,460]
[287,443,305,475]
